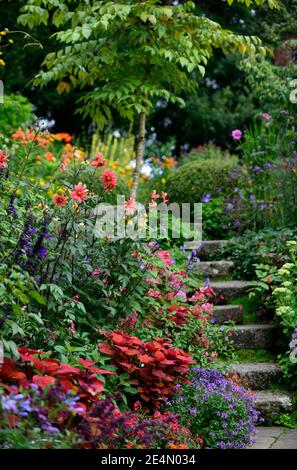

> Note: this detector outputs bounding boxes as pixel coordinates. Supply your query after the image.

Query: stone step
[230,324,276,349]
[186,240,229,259]
[213,305,243,324]
[253,390,293,419]
[209,280,251,301]
[228,362,281,390]
[195,260,234,277]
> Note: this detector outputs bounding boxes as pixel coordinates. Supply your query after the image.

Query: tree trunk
[130,111,146,200]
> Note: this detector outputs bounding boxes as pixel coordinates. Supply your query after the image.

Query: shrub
[180,143,235,166]
[0,347,114,408]
[98,331,194,408]
[0,94,35,135]
[0,385,194,449]
[166,157,238,205]
[168,368,259,449]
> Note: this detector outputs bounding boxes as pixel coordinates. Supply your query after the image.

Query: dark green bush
[166,157,238,204]
[0,94,35,134]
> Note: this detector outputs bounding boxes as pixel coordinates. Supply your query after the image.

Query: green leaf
[28,290,46,305]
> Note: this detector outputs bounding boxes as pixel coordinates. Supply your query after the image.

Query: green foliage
[180,143,235,166]
[251,241,297,388]
[217,228,297,279]
[166,156,238,205]
[18,0,272,127]
[275,411,297,429]
[90,132,136,165]
[0,94,35,135]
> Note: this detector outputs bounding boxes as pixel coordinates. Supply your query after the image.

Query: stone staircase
[195,240,293,425]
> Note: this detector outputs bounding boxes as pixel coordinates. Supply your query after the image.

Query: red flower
[90,152,106,168]
[0,150,8,168]
[101,169,117,192]
[53,193,68,207]
[70,182,89,203]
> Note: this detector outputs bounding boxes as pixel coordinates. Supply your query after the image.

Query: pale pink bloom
[162,191,168,203]
[174,290,187,301]
[263,113,272,121]
[231,129,242,140]
[92,268,102,276]
[124,197,137,215]
[70,182,89,203]
[149,199,157,207]
[151,190,160,199]
[156,249,174,266]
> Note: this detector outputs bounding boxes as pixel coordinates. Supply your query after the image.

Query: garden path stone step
[186,240,229,258]
[230,324,276,349]
[213,305,243,324]
[227,362,281,390]
[253,390,293,418]
[249,427,297,449]
[194,260,234,277]
[209,280,251,301]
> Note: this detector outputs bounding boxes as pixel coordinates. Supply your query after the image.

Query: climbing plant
[18,0,278,197]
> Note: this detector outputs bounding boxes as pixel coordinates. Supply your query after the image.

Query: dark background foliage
[0,0,296,150]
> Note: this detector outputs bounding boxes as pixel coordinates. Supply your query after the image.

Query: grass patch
[234,348,275,363]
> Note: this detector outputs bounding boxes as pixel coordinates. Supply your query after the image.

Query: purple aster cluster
[170,368,259,449]
[0,385,84,438]
[13,215,51,274]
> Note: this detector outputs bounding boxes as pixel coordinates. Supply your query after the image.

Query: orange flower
[53,132,72,143]
[53,194,68,207]
[70,182,89,203]
[45,151,56,162]
[90,152,106,168]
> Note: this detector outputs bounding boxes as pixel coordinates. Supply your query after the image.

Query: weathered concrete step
[213,305,243,324]
[253,390,293,418]
[228,362,281,390]
[195,260,234,277]
[230,324,276,349]
[249,427,297,449]
[209,280,251,301]
[186,240,229,259]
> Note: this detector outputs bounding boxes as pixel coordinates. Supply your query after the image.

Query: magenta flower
[231,129,242,140]
[262,113,272,121]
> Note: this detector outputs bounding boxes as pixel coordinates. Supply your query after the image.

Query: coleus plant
[0,347,114,410]
[98,331,194,408]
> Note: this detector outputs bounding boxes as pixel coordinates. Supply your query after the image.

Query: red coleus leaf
[110,333,125,345]
[36,359,60,374]
[117,362,139,373]
[55,363,81,376]
[154,351,166,361]
[138,354,153,364]
[32,375,55,389]
[159,359,176,366]
[87,367,115,376]
[124,348,139,356]
[76,358,94,369]
[98,342,115,355]
[128,336,143,346]
[114,345,129,352]
[0,358,27,384]
[79,378,104,396]
[152,370,172,381]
